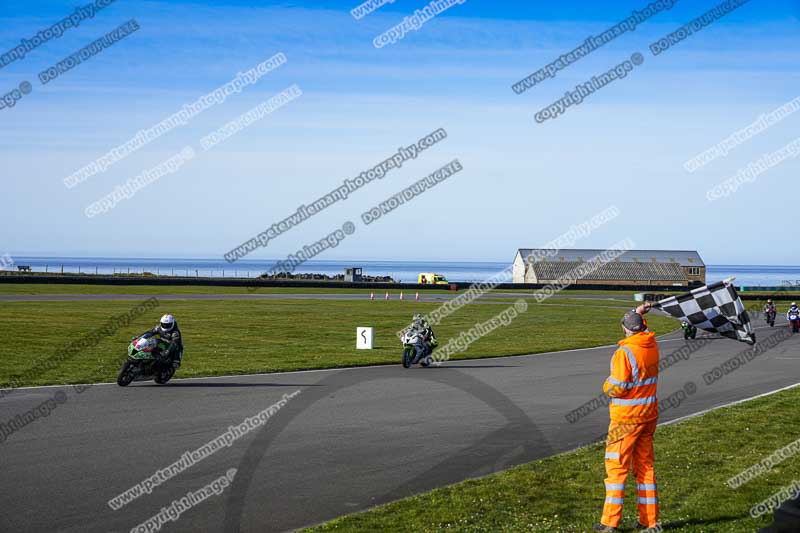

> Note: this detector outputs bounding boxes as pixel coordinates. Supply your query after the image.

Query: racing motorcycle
[764,308,777,327]
[401,329,434,368]
[117,333,176,386]
[789,309,800,334]
[681,321,698,340]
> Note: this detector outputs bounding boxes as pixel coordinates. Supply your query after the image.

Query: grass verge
[0,299,676,387]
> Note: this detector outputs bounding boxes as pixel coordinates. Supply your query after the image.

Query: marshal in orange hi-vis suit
[596,306,660,531]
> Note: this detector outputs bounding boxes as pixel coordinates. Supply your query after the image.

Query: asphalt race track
[1,320,798,532]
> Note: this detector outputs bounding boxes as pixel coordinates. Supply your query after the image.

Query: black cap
[622,311,645,332]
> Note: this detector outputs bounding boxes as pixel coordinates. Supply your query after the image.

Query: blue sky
[1,0,798,264]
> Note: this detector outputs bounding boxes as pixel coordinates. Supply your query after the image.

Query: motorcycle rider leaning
[409,313,438,363]
[680,320,697,339]
[788,302,799,317]
[764,299,776,314]
[137,314,183,369]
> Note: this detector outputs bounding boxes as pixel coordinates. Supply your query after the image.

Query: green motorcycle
[117,333,176,386]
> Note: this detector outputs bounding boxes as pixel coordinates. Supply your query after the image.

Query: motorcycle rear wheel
[154,366,176,384]
[117,360,136,387]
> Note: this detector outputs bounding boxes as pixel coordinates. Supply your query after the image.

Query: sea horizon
[2,256,799,287]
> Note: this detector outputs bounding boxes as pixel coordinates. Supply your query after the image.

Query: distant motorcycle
[400,329,433,368]
[789,310,800,334]
[764,308,776,327]
[117,333,176,386]
[681,321,697,340]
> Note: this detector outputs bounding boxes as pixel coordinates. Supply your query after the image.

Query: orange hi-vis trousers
[601,420,659,528]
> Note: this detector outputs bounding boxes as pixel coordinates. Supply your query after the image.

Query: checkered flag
[654,279,755,345]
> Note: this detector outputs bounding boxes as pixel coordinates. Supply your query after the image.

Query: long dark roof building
[512,249,705,286]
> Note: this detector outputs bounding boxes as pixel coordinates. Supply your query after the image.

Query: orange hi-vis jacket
[603,331,660,424]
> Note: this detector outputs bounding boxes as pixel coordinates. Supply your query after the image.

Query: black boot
[172,350,183,369]
[593,524,617,532]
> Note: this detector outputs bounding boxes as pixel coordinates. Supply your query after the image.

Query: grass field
[487,298,636,308]
[2,283,795,303]
[0,283,454,295]
[0,283,660,299]
[306,386,800,532]
[0,298,678,387]
[0,282,641,309]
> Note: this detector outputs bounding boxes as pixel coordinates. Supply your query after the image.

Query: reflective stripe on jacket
[603,331,660,424]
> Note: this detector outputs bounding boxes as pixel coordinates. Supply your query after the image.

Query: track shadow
[141,382,321,388]
[429,364,519,369]
[223,366,554,532]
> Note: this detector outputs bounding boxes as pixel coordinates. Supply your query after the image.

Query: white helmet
[792,302,797,308]
[159,314,175,332]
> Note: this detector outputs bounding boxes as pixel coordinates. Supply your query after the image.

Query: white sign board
[356,327,374,350]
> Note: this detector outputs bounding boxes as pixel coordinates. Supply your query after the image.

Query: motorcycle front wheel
[117,360,136,386]
[402,347,413,368]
